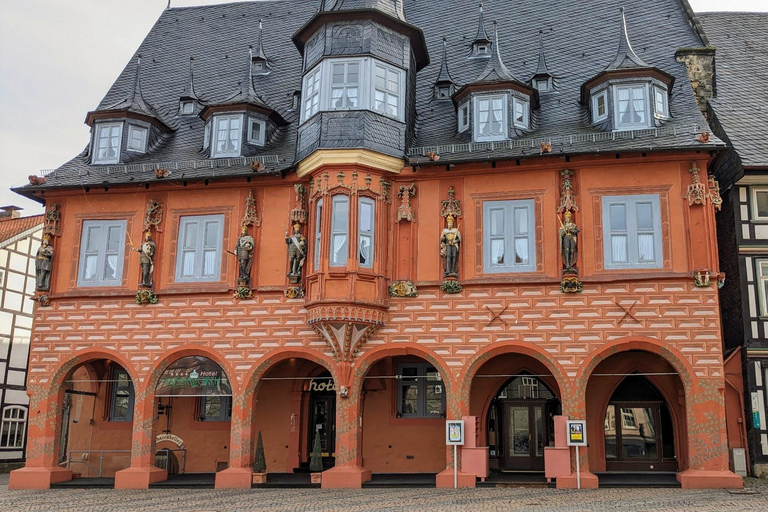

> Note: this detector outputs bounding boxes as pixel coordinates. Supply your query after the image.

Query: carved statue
[35,235,54,291]
[134,230,156,288]
[286,223,307,283]
[440,214,461,278]
[236,225,255,286]
[559,210,579,271]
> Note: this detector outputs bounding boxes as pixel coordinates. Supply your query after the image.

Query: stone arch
[458,341,570,416]
[243,347,338,399]
[50,347,139,396]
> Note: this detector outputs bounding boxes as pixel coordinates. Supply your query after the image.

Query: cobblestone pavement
[0,475,765,512]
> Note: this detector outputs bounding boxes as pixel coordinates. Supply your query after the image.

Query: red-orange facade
[10,151,743,489]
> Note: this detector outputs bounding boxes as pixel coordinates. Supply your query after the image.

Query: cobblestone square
[1,475,765,512]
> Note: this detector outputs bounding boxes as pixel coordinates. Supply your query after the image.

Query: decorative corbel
[708,175,722,212]
[44,203,61,237]
[396,183,416,222]
[143,199,163,232]
[683,163,706,206]
[290,184,308,225]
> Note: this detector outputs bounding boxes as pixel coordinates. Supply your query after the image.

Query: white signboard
[446,419,465,446]
[566,420,587,447]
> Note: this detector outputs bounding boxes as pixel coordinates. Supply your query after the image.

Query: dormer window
[211,114,242,158]
[92,122,122,164]
[436,85,452,100]
[247,118,266,146]
[330,61,360,110]
[458,104,469,132]
[252,60,268,75]
[180,100,195,115]
[534,78,550,93]
[127,125,148,153]
[592,90,608,122]
[513,97,529,129]
[614,84,649,130]
[476,44,489,55]
[474,95,507,142]
[653,86,668,118]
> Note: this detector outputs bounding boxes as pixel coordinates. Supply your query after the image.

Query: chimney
[0,206,22,221]
[675,46,716,117]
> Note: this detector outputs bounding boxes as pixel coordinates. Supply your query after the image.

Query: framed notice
[446,420,465,445]
[566,420,587,446]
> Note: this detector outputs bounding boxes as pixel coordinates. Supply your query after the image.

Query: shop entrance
[604,375,677,471]
[307,374,336,468]
[487,376,560,471]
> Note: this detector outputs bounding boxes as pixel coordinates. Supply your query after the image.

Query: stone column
[553,389,599,489]
[8,387,73,489]
[676,378,743,489]
[114,386,166,489]
[435,382,475,488]
[215,390,254,489]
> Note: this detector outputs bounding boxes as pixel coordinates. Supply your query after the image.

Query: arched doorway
[604,375,677,471]
[487,375,560,471]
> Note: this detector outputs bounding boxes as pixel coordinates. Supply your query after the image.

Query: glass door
[309,395,336,467]
[605,401,676,471]
[502,403,545,471]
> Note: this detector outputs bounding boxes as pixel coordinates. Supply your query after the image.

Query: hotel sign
[156,356,232,397]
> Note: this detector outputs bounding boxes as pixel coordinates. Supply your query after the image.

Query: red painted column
[436,377,475,488]
[677,378,743,489]
[554,387,599,489]
[215,390,254,488]
[321,362,371,488]
[8,387,73,489]
[114,385,167,489]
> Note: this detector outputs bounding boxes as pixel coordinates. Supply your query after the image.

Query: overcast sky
[1,0,765,216]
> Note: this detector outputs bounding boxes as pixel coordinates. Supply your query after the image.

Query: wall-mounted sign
[156,356,231,397]
[752,392,762,429]
[446,419,465,446]
[156,433,185,448]
[566,420,587,446]
[308,378,336,393]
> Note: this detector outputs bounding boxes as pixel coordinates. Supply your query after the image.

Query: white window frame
[211,114,243,158]
[77,219,127,287]
[458,103,469,133]
[602,194,663,269]
[653,86,668,118]
[512,96,529,129]
[613,84,650,130]
[483,199,536,273]
[329,59,362,111]
[314,199,323,270]
[302,66,322,122]
[592,90,608,122]
[751,187,768,221]
[180,100,195,115]
[397,363,445,418]
[372,61,403,120]
[203,122,211,150]
[92,122,123,164]
[175,214,225,282]
[757,260,768,317]
[0,406,27,448]
[126,125,148,153]
[247,118,266,146]
[330,195,349,267]
[534,78,550,93]
[358,197,375,269]
[474,94,508,142]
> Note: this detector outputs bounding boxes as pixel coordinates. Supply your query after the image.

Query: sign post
[566,420,587,490]
[445,420,465,489]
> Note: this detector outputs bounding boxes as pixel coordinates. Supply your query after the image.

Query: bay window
[373,63,399,118]
[330,195,349,267]
[315,198,323,270]
[358,197,375,268]
[92,122,122,164]
[330,61,360,110]
[212,114,242,158]
[614,85,649,130]
[474,95,507,141]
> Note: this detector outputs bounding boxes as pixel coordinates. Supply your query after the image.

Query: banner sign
[156,356,231,397]
[566,420,587,446]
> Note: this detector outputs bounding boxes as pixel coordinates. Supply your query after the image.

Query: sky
[0,0,766,216]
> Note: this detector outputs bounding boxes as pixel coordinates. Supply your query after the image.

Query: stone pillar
[215,391,254,489]
[114,387,166,489]
[435,382,475,488]
[677,377,743,489]
[8,387,73,489]
[554,390,599,489]
[321,362,371,488]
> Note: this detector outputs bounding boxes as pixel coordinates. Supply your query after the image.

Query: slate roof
[698,12,768,169]
[18,0,721,196]
[0,215,44,246]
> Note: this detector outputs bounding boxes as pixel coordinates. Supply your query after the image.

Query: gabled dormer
[179,57,200,116]
[434,38,455,100]
[530,32,555,93]
[453,22,539,142]
[198,47,287,159]
[85,55,171,165]
[581,8,675,131]
[291,0,429,164]
[470,3,492,59]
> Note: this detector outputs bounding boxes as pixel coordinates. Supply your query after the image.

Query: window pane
[86,226,101,253]
[202,250,216,276]
[204,221,219,248]
[636,202,653,230]
[183,222,198,250]
[332,63,345,84]
[332,197,349,231]
[348,62,359,83]
[401,383,418,415]
[359,201,373,232]
[359,235,372,266]
[103,255,117,280]
[490,208,504,236]
[315,199,323,270]
[631,87,646,123]
[515,207,528,235]
[597,95,606,116]
[250,121,261,141]
[605,405,617,459]
[620,407,657,459]
[491,239,505,264]
[83,255,98,280]
[182,251,195,276]
[426,382,443,415]
[611,235,628,262]
[638,234,655,262]
[332,234,347,265]
[610,204,626,231]
[106,226,121,252]
[756,191,768,217]
[515,238,529,264]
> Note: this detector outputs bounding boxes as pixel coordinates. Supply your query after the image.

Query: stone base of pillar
[215,467,253,489]
[435,468,476,488]
[677,469,743,489]
[556,471,599,489]
[114,466,167,489]
[321,465,372,488]
[8,466,73,489]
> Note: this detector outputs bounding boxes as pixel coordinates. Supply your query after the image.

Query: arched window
[0,406,27,448]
